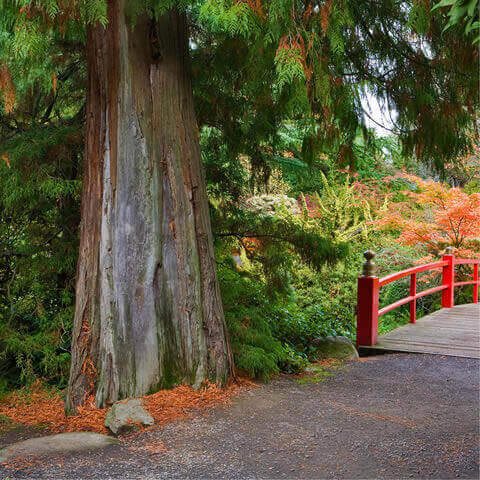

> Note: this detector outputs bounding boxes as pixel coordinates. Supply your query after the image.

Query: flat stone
[311,335,359,360]
[0,432,119,462]
[105,398,154,436]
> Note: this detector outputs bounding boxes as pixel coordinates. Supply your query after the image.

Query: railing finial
[445,246,453,255]
[362,250,376,277]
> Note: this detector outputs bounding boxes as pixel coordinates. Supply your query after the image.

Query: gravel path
[1,354,479,479]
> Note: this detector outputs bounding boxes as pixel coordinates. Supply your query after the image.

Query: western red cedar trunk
[65,2,233,413]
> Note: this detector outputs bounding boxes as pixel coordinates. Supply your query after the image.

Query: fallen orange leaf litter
[0,378,255,436]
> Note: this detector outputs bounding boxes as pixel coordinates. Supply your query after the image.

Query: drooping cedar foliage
[1,1,478,170]
[197,0,478,171]
[0,1,85,389]
[432,0,479,44]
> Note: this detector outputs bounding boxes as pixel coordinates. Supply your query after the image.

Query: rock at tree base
[104,398,154,435]
[0,432,118,462]
[312,336,359,360]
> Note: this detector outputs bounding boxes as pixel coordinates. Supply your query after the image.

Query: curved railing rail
[356,249,479,347]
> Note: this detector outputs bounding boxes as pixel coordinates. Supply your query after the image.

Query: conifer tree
[2,1,236,412]
[0,0,477,412]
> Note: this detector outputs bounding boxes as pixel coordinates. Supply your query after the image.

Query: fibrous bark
[66,2,233,413]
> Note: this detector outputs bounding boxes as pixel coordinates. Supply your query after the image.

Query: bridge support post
[410,273,417,323]
[442,248,455,308]
[473,264,478,304]
[357,251,379,347]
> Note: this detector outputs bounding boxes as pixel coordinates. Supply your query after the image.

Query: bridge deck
[361,303,480,358]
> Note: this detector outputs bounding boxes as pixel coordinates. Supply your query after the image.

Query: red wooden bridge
[356,249,480,358]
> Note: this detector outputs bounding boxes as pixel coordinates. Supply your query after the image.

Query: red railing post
[473,264,478,304]
[410,273,417,323]
[442,248,455,308]
[357,250,380,347]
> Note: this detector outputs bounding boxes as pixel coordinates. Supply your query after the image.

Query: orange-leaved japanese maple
[376,173,480,259]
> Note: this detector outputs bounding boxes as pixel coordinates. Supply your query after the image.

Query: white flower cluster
[243,194,300,217]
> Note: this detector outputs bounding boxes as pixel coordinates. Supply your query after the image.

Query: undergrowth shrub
[219,267,286,380]
[0,124,82,390]
[219,267,318,380]
[270,304,352,357]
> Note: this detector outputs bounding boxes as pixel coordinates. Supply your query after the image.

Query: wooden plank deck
[361,303,480,358]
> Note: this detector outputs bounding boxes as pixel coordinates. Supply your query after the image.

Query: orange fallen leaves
[143,379,252,428]
[128,439,169,455]
[0,378,254,437]
[1,453,66,472]
[0,382,109,435]
[1,455,44,471]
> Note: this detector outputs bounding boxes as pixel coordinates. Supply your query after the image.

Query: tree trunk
[65,2,233,413]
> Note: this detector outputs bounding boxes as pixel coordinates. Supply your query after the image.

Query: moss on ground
[294,360,346,384]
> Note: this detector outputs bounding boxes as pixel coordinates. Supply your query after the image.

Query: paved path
[1,354,479,479]
[369,303,480,358]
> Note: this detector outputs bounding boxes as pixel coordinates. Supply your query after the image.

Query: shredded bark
[0,379,254,436]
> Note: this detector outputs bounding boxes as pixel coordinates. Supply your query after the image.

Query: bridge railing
[356,248,479,347]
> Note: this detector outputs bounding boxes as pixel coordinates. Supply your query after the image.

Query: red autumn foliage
[236,0,265,18]
[1,154,10,168]
[375,173,480,261]
[0,64,16,114]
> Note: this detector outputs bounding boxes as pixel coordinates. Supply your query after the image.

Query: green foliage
[290,259,360,342]
[271,303,353,354]
[219,267,297,380]
[300,173,375,242]
[212,191,350,300]
[201,126,248,201]
[0,10,83,387]
[2,0,478,170]
[218,220,430,382]
[408,1,430,35]
[432,0,480,43]
[219,262,352,380]
[294,364,337,384]
[199,1,261,37]
[274,45,305,90]
[464,179,480,194]
[0,123,82,388]
[195,0,478,177]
